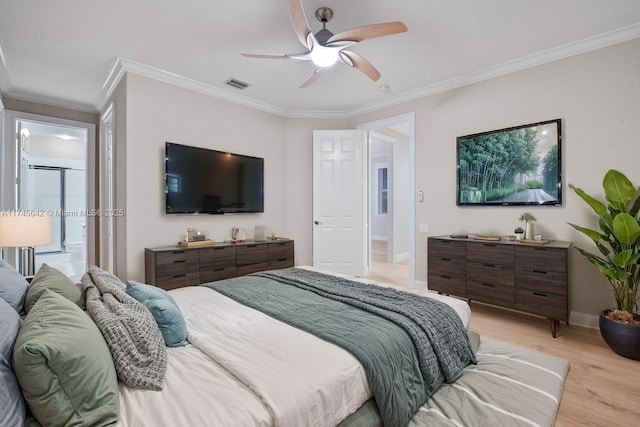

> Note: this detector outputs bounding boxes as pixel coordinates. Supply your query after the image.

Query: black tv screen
[456,119,562,206]
[165,142,264,214]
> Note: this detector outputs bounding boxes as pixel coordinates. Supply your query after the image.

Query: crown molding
[343,23,640,118]
[52,22,640,119]
[95,57,289,116]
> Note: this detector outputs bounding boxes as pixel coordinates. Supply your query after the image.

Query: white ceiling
[1,0,640,117]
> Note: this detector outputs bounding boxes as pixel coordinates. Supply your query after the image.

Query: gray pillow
[13,289,119,426]
[0,259,29,313]
[24,263,85,313]
[0,297,25,426]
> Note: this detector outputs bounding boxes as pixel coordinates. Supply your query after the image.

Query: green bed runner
[204,268,475,427]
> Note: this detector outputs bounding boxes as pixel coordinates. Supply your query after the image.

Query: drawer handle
[482,283,496,287]
[278,258,288,262]
[533,269,548,274]
[247,245,257,248]
[483,263,495,267]
[172,274,186,278]
[277,242,287,246]
[214,247,225,251]
[533,247,547,251]
[441,257,452,261]
[172,251,186,254]
[214,268,225,272]
[173,260,186,264]
[533,292,548,297]
[441,275,452,279]
[483,243,496,247]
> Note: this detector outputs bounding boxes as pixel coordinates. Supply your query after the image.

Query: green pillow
[126,280,189,347]
[13,289,119,426]
[24,263,85,313]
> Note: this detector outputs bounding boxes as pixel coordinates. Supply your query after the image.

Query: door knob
[314,221,322,225]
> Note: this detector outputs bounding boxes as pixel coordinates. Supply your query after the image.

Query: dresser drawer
[516,268,567,296]
[467,242,514,266]
[268,241,294,260]
[200,246,237,270]
[429,257,466,278]
[467,280,515,306]
[268,258,294,270]
[467,261,514,287]
[516,289,568,321]
[515,246,567,272]
[155,250,199,276]
[237,262,269,276]
[237,244,268,265]
[428,238,466,258]
[156,272,200,291]
[200,266,238,283]
[427,274,466,297]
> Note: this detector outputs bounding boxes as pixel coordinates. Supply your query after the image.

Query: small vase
[524,221,533,240]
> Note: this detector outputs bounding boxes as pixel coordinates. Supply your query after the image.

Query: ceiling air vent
[224,78,250,90]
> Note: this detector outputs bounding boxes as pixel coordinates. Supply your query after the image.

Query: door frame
[1,110,96,266]
[357,112,416,288]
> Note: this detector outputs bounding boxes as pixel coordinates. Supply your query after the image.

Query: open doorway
[14,117,92,281]
[358,113,415,288]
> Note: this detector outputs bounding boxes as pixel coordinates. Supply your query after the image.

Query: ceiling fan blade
[327,22,408,45]
[289,0,312,49]
[300,68,328,88]
[241,53,291,60]
[339,50,381,81]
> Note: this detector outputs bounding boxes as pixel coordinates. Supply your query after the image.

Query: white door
[312,130,368,276]
[100,105,115,272]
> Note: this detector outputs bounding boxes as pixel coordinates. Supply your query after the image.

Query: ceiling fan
[241,0,408,88]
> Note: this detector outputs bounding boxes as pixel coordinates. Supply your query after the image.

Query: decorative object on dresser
[514,227,524,241]
[145,240,294,290]
[428,235,571,337]
[518,212,537,240]
[568,169,640,360]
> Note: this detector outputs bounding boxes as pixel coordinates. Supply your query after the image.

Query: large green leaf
[603,169,635,208]
[569,183,609,220]
[612,249,640,269]
[612,212,640,245]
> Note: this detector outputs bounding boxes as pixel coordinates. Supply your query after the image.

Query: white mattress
[116,268,471,426]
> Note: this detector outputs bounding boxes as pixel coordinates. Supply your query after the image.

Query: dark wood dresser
[427,235,571,337]
[145,240,294,291]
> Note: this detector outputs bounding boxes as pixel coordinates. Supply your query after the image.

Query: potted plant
[514,227,525,241]
[519,212,537,239]
[568,169,640,360]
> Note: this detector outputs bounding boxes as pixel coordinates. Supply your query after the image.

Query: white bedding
[116,269,471,427]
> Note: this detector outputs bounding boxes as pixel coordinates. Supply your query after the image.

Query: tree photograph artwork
[456,119,561,206]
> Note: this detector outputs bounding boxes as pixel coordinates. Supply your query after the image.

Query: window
[377,166,388,215]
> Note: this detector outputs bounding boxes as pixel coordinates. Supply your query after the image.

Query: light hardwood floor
[365,247,640,426]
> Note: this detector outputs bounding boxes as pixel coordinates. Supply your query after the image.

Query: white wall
[123,74,289,281]
[116,38,640,323]
[349,38,640,322]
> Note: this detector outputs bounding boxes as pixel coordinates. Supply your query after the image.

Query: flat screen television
[456,119,562,206]
[165,142,264,214]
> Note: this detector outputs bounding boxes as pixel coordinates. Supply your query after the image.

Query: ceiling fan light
[310,46,339,67]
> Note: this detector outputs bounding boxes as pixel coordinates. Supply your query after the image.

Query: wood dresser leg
[550,319,559,338]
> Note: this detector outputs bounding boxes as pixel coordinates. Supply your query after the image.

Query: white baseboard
[395,251,410,263]
[413,280,427,290]
[569,311,600,330]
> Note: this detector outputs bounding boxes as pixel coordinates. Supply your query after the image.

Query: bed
[1,262,569,427]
